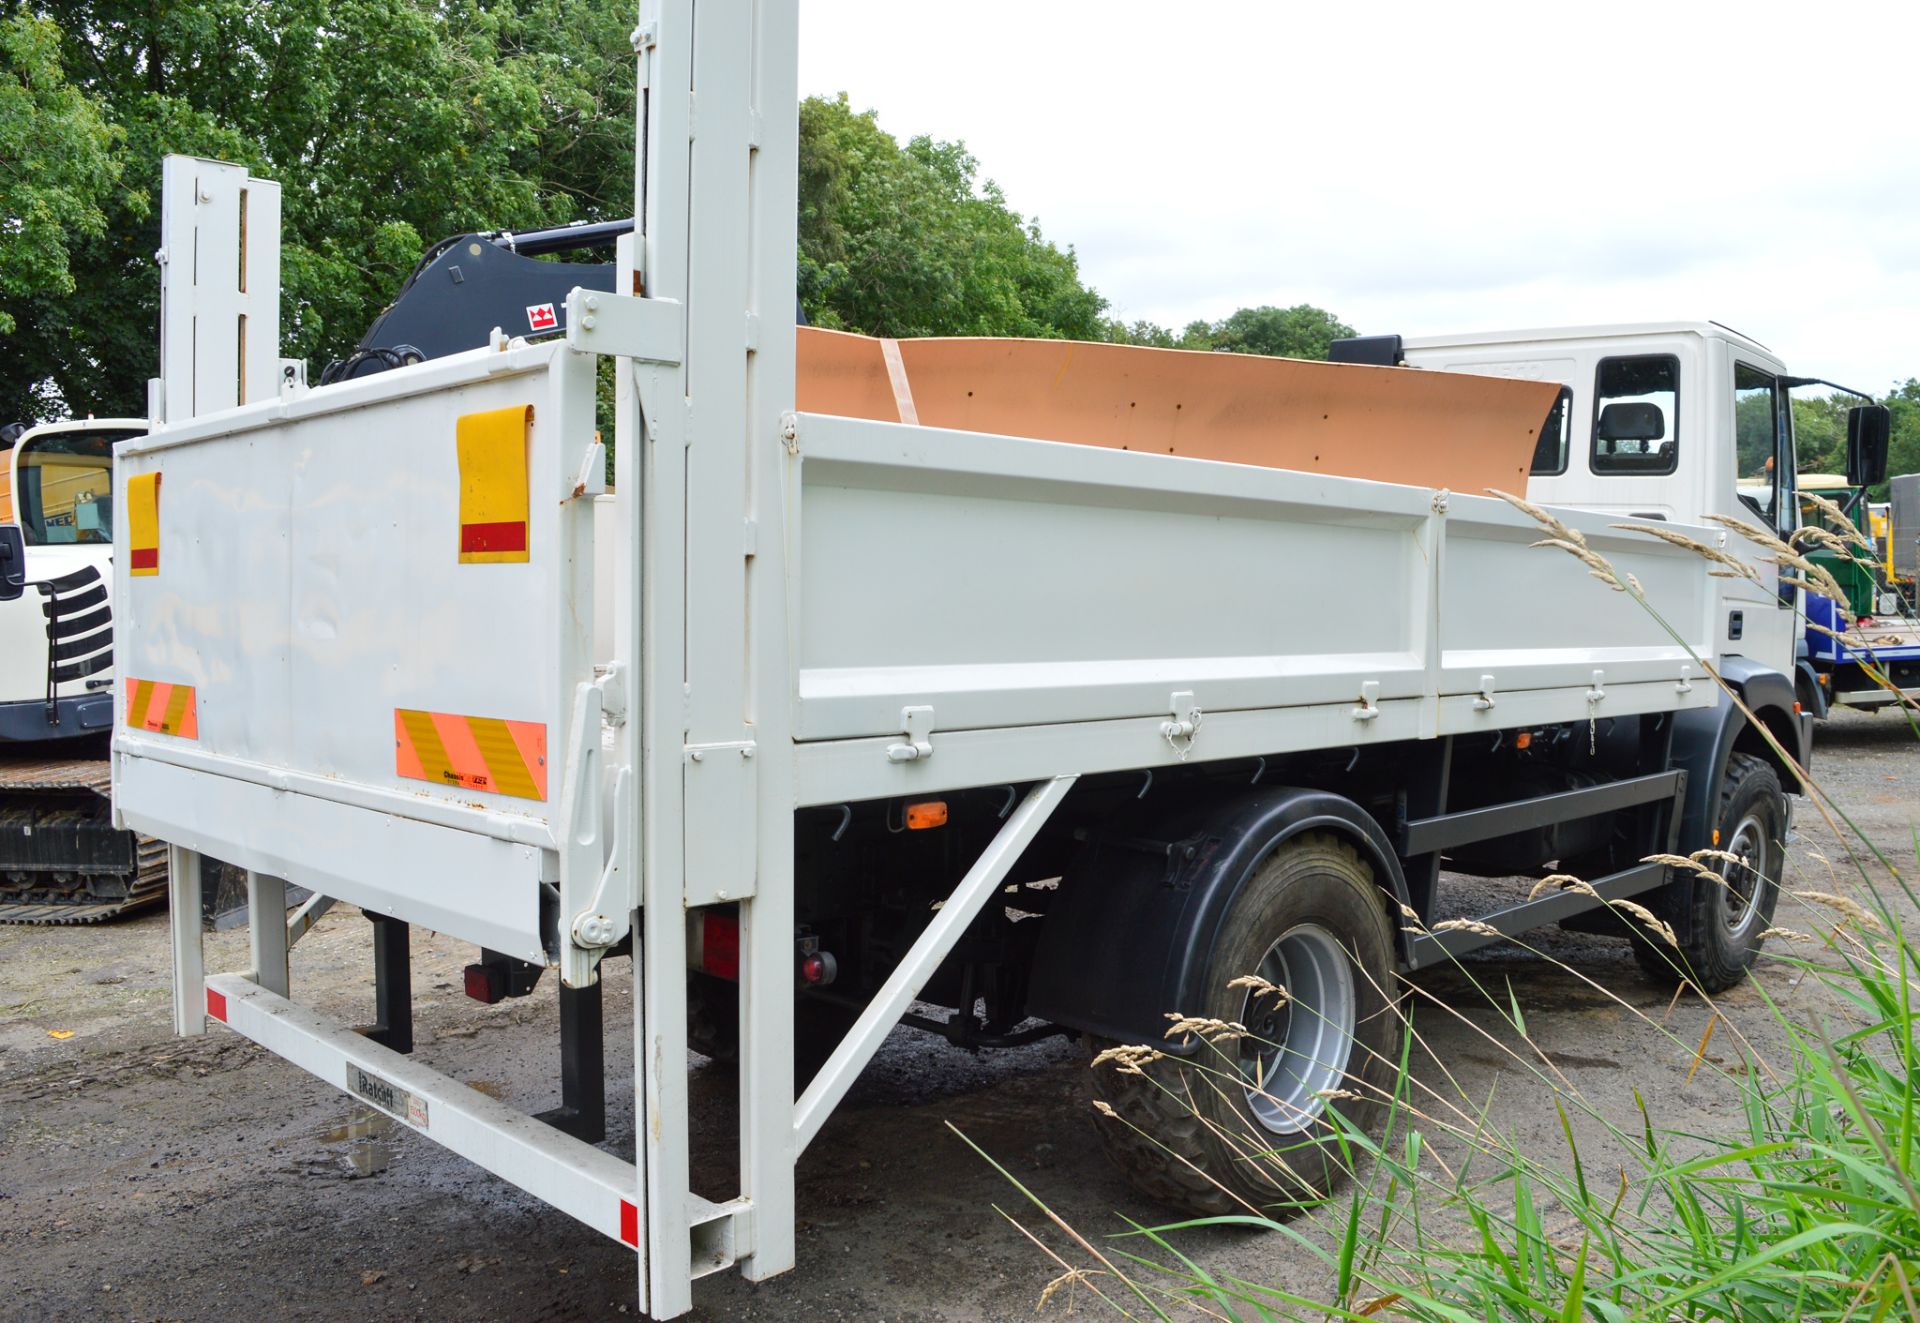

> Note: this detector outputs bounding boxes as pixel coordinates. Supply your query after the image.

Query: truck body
[120,8,1815,1315]
[1391,324,1919,714]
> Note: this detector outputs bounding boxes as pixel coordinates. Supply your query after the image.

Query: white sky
[799,1,1920,392]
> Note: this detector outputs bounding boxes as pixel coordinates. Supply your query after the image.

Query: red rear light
[463,963,505,1004]
[701,912,740,980]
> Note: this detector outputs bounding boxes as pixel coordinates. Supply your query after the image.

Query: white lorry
[116,7,1819,1315]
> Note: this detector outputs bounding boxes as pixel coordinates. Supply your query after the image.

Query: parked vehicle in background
[1893,473,1920,601]
[0,418,169,922]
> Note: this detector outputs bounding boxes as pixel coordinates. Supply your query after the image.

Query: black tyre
[686,972,854,1089]
[1087,833,1401,1218]
[1632,752,1785,992]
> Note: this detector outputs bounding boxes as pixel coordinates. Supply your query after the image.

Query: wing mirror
[1846,404,1891,489]
[0,526,24,602]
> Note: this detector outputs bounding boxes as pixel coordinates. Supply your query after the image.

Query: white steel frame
[126,4,1732,1318]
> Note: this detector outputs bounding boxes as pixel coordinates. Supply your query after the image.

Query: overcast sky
[799,1,1920,392]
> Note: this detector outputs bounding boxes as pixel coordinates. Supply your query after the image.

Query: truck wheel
[686,972,852,1088]
[1087,833,1400,1217]
[1633,753,1784,993]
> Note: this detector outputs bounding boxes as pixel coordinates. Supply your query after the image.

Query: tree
[1103,303,1357,361]
[1196,304,1357,360]
[0,9,125,414]
[798,94,1107,340]
[1882,379,1920,498]
[2,0,639,422]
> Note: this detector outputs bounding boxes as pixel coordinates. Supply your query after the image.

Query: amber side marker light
[1514,730,1533,750]
[905,800,949,830]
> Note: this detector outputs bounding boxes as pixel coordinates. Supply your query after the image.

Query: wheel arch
[1670,657,1805,852]
[1024,785,1409,1050]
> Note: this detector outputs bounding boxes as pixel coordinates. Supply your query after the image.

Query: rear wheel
[1633,752,1784,992]
[1087,833,1400,1217]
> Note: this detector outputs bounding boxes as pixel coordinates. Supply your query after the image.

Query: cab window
[1733,362,1784,527]
[16,434,115,546]
[1591,356,1679,475]
[1532,387,1572,476]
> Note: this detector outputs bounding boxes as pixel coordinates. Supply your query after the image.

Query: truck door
[1727,360,1798,671]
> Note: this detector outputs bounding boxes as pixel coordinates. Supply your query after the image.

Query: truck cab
[0,418,145,742]
[1384,324,1822,706]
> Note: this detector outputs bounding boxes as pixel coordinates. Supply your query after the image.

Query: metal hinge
[779,411,799,455]
[1676,664,1694,696]
[1431,488,1451,515]
[1472,674,1496,712]
[886,706,934,763]
[558,670,631,988]
[1352,680,1381,723]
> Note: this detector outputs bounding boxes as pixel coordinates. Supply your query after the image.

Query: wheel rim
[1718,811,1771,940]
[1237,923,1358,1136]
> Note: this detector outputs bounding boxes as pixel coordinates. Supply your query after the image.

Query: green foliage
[1,0,637,420]
[1103,303,1357,361]
[797,93,1107,341]
[1793,384,1920,499]
[0,9,124,364]
[1882,379,1920,495]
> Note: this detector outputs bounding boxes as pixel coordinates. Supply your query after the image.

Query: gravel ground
[0,708,1913,1321]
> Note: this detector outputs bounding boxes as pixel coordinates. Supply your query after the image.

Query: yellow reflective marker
[456,405,532,563]
[127,473,161,576]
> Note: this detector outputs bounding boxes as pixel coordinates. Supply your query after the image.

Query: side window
[1733,362,1782,526]
[1531,387,1572,476]
[1591,356,1679,475]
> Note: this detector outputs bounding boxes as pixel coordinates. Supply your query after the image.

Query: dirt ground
[2,709,1915,1322]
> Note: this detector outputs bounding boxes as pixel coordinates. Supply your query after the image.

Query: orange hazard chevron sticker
[456,405,532,563]
[394,709,547,800]
[126,679,197,738]
[127,473,161,576]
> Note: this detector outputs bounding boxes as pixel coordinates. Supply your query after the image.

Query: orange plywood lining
[797,327,1557,494]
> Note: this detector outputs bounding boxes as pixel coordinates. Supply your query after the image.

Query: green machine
[1799,474,1884,617]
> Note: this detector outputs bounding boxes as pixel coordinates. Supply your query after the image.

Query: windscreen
[14,431,126,545]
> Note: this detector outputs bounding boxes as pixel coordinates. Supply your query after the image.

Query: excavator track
[0,757,168,924]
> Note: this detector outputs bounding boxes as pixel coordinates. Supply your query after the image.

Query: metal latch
[1472,674,1497,712]
[886,706,934,763]
[1585,669,1606,705]
[1676,664,1693,696]
[1159,690,1202,759]
[1352,680,1381,723]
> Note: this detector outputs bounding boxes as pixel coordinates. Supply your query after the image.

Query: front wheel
[1633,752,1785,992]
[1087,833,1401,1217]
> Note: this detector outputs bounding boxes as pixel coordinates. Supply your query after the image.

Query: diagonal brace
[793,775,1077,1152]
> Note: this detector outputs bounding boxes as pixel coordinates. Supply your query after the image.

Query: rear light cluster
[690,911,836,987]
